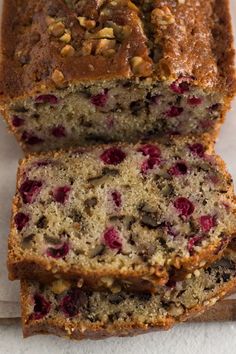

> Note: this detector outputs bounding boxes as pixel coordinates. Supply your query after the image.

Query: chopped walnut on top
[151,6,175,29]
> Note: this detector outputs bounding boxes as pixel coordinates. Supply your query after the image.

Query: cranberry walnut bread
[8,137,236,292]
[0,0,236,152]
[21,252,236,340]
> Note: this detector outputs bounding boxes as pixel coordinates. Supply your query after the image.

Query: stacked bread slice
[8,137,236,339]
[0,0,236,342]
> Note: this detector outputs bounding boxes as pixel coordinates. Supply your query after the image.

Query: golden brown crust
[21,275,236,340]
[0,0,235,103]
[7,136,236,291]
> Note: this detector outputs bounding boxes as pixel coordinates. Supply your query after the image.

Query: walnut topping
[81,40,93,56]
[95,39,116,55]
[60,32,71,43]
[48,21,65,37]
[151,6,175,28]
[46,16,55,26]
[77,16,96,30]
[130,56,152,77]
[51,69,65,87]
[61,44,75,57]
[92,27,115,39]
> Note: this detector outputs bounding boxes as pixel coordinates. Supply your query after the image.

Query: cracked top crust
[0,0,235,100]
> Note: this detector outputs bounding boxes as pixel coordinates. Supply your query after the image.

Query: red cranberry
[14,212,29,231]
[111,191,122,208]
[19,179,42,204]
[22,131,43,145]
[168,162,188,176]
[170,77,190,94]
[174,197,194,217]
[103,227,122,250]
[187,236,203,255]
[106,116,114,129]
[46,242,69,259]
[30,294,51,320]
[53,186,71,204]
[141,156,160,174]
[165,222,178,237]
[91,90,108,107]
[166,106,184,117]
[35,94,58,105]
[12,116,24,127]
[100,147,126,165]
[60,288,87,317]
[51,125,66,138]
[187,96,203,106]
[199,215,216,232]
[189,143,205,158]
[200,119,214,129]
[138,144,161,158]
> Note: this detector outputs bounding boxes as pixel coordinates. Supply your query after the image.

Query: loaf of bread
[21,252,236,340]
[8,137,236,292]
[0,0,235,152]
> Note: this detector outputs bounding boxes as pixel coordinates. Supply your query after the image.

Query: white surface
[0,0,236,352]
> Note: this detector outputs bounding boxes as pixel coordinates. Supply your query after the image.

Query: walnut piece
[95,39,116,55]
[77,16,96,30]
[61,44,75,57]
[92,27,115,39]
[51,279,71,294]
[151,6,175,28]
[60,32,71,43]
[130,56,152,77]
[48,21,65,37]
[51,69,65,87]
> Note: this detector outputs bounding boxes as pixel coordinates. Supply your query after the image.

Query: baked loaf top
[21,252,236,340]
[0,0,235,101]
[8,136,236,290]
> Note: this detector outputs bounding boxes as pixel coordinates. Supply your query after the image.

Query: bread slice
[21,251,236,340]
[8,136,236,291]
[0,0,235,152]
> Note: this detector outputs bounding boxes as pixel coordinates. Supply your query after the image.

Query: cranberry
[187,96,203,105]
[111,191,122,208]
[35,94,58,105]
[91,90,108,107]
[174,197,194,217]
[19,179,42,204]
[165,223,178,237]
[187,236,203,255]
[199,215,216,232]
[170,77,190,94]
[200,119,214,129]
[22,131,43,145]
[141,156,160,174]
[189,143,205,158]
[51,125,66,138]
[106,116,114,129]
[30,294,51,320]
[166,106,184,117]
[46,242,69,259]
[103,227,122,250]
[12,116,24,127]
[138,144,161,158]
[168,162,188,176]
[53,186,71,204]
[60,288,87,317]
[100,147,126,165]
[14,212,29,231]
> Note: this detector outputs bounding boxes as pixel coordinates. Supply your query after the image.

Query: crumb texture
[8,138,236,290]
